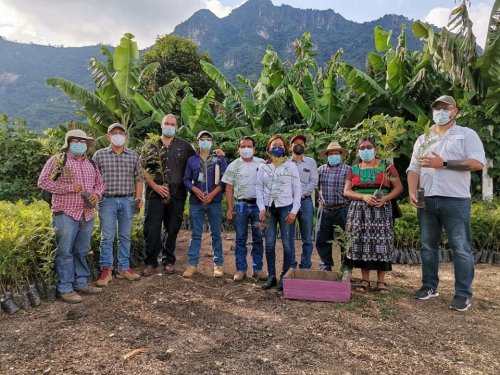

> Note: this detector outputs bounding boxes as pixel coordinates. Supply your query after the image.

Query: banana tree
[47,33,187,144]
[412,0,499,113]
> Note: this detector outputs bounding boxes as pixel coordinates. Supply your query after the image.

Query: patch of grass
[375,290,398,319]
[332,295,369,311]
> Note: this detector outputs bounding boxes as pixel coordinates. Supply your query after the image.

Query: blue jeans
[234,203,264,272]
[419,196,474,299]
[98,196,134,271]
[265,204,293,278]
[52,213,94,293]
[290,196,314,269]
[188,202,223,266]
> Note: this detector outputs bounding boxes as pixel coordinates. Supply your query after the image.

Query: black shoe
[414,286,439,300]
[276,278,283,291]
[450,296,471,312]
[262,276,277,290]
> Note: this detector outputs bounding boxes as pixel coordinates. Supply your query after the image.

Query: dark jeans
[419,196,474,299]
[315,206,348,271]
[289,196,314,269]
[234,203,264,272]
[143,196,185,267]
[265,204,293,278]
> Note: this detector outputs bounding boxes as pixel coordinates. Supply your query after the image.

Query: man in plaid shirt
[38,129,105,304]
[315,141,351,271]
[93,123,144,286]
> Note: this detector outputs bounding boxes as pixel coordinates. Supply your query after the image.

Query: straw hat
[319,141,348,158]
[62,129,95,150]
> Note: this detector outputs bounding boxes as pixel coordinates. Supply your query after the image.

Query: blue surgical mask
[70,143,87,155]
[433,109,452,126]
[359,148,375,162]
[162,125,176,137]
[269,146,285,158]
[328,155,341,166]
[199,140,212,150]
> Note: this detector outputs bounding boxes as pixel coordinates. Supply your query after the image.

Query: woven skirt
[344,200,394,271]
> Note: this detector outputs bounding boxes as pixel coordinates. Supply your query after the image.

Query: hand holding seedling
[419,151,444,169]
[191,186,205,201]
[73,183,82,192]
[153,183,169,198]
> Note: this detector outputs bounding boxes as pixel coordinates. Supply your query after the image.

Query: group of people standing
[38,95,485,312]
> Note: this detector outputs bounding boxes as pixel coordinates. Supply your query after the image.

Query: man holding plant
[141,114,196,276]
[408,95,485,312]
[38,129,105,304]
[316,141,350,271]
[93,123,144,286]
[183,130,228,278]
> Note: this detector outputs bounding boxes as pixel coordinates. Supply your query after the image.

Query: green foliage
[0,200,55,290]
[47,34,186,145]
[141,34,221,103]
[393,200,500,253]
[0,115,47,202]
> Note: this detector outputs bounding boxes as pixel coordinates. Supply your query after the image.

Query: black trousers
[315,206,348,270]
[143,196,185,267]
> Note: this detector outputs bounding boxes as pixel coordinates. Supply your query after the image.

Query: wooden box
[283,269,351,303]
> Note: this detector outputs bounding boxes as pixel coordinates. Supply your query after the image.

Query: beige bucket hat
[62,129,95,151]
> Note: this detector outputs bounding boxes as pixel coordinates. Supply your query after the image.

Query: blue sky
[0,0,494,48]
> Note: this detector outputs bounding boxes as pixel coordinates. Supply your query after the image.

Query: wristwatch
[443,161,448,168]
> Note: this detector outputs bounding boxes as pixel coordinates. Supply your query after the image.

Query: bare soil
[1,230,499,375]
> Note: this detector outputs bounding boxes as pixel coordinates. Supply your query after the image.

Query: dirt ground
[1,229,499,375]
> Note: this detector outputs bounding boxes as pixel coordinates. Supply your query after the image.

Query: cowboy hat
[319,141,348,158]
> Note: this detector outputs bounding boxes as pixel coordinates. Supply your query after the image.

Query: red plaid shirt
[38,152,105,221]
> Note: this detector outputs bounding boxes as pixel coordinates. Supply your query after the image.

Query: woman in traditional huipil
[343,137,403,293]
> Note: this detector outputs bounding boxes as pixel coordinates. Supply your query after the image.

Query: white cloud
[0,0,227,48]
[203,0,232,17]
[424,2,492,48]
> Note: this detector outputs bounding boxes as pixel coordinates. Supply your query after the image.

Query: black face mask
[292,144,305,155]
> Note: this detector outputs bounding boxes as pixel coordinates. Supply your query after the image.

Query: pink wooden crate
[283,269,351,303]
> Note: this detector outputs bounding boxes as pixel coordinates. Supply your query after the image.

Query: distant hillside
[0,0,425,131]
[0,37,104,131]
[173,0,423,81]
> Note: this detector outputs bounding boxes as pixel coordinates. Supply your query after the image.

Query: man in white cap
[316,141,351,271]
[408,95,485,312]
[38,129,105,303]
[183,130,227,278]
[93,123,144,286]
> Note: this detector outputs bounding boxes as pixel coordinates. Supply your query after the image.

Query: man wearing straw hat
[315,141,350,271]
[38,129,105,303]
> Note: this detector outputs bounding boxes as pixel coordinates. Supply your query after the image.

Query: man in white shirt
[222,137,267,282]
[407,95,485,312]
[288,135,318,270]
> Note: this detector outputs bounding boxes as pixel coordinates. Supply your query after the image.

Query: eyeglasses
[70,139,87,144]
[358,145,373,151]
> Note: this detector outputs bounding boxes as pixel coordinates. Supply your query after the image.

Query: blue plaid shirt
[317,163,350,207]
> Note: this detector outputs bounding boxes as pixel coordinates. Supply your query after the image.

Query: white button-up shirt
[407,124,485,198]
[256,160,302,214]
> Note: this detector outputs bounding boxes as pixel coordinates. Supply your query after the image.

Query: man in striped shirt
[93,123,144,286]
[38,129,105,304]
[315,142,350,271]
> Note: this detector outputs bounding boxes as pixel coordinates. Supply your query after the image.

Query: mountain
[0,0,424,131]
[0,37,106,131]
[173,0,422,81]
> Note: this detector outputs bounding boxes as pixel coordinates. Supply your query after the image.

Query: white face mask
[433,109,452,126]
[110,134,126,147]
[240,147,254,159]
